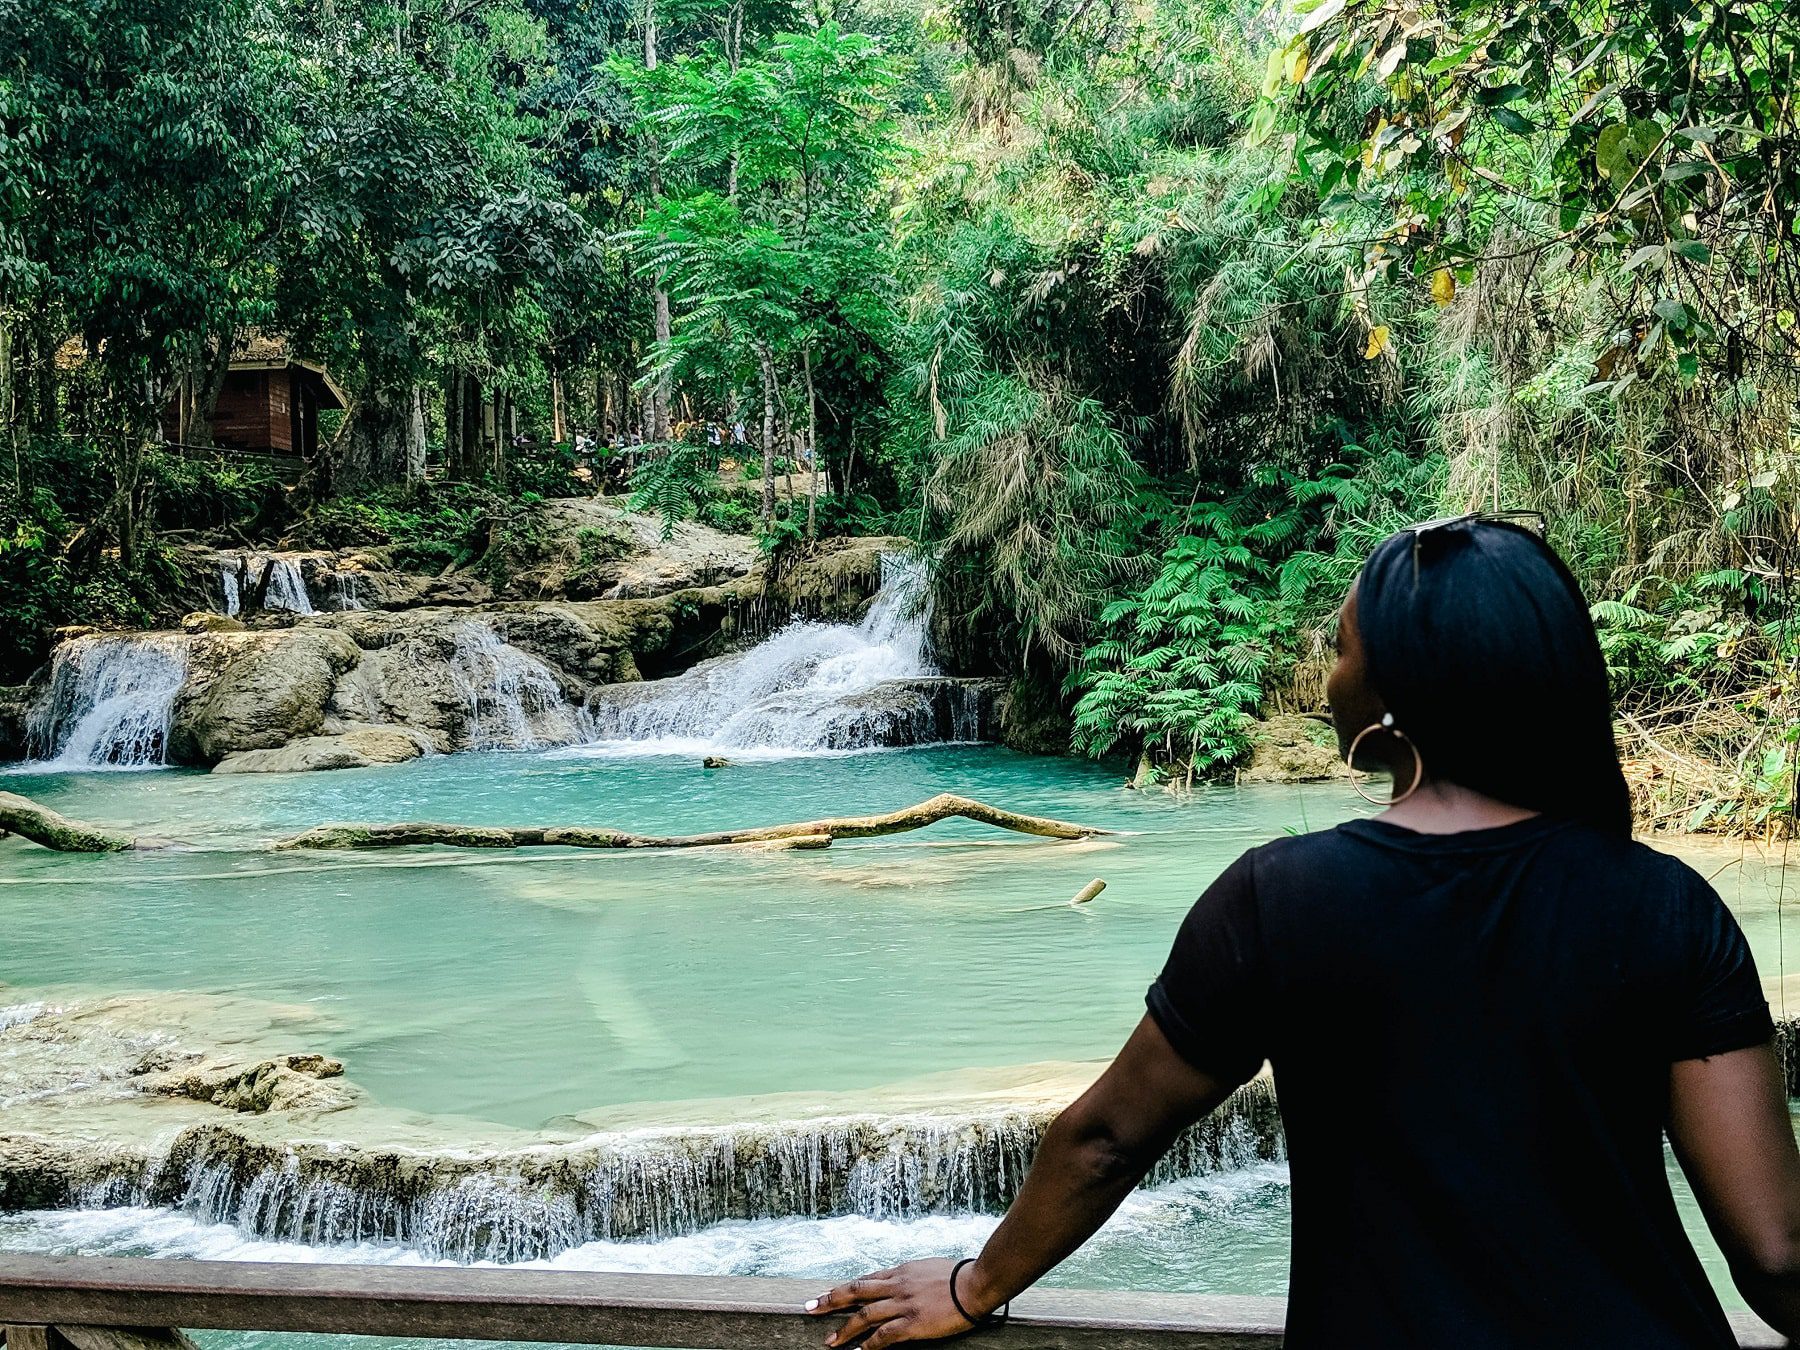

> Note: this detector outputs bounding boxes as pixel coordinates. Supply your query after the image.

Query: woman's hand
[804,1257,992,1347]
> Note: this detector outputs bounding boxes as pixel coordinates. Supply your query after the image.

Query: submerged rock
[140,1053,347,1114]
[213,726,432,774]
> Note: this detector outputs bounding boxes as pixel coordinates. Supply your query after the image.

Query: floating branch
[0,791,137,853]
[274,793,1112,852]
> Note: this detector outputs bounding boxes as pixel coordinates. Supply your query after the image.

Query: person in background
[811,514,1800,1349]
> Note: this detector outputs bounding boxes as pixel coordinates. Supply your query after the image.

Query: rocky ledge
[10,521,916,772]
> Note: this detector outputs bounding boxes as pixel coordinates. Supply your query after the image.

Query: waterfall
[35,1081,1281,1263]
[584,554,989,755]
[261,557,315,615]
[213,555,315,616]
[334,571,364,611]
[24,634,189,769]
[447,622,580,751]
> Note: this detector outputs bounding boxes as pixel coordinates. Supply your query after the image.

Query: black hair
[1354,520,1632,837]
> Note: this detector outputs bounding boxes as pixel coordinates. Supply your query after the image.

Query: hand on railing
[806,1257,1003,1348]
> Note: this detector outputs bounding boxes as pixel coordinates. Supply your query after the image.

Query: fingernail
[825,1336,837,1346]
[804,1300,819,1312]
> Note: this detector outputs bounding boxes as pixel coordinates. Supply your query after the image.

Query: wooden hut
[166,336,347,460]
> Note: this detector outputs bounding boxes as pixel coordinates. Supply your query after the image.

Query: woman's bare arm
[806,1015,1242,1347]
[1668,1042,1800,1337]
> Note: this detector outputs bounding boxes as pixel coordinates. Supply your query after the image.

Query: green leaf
[1489,106,1536,136]
[1473,83,1528,106]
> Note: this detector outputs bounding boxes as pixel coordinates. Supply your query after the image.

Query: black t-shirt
[1146,815,1774,1350]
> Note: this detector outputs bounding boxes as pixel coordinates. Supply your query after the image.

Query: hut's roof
[54,333,346,409]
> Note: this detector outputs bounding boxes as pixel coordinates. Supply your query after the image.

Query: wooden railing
[0,1255,1783,1349]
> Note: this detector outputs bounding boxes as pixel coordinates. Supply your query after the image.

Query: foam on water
[0,1164,1293,1290]
[22,634,190,769]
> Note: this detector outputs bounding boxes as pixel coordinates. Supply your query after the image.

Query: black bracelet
[949,1258,1010,1330]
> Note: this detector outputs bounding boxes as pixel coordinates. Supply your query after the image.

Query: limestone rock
[1239,713,1342,783]
[995,676,1072,755]
[765,535,908,624]
[212,726,431,774]
[538,500,755,599]
[182,611,246,633]
[138,1053,348,1114]
[168,627,363,764]
[0,685,27,762]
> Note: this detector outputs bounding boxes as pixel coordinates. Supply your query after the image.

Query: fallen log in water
[274,792,1112,852]
[0,791,137,853]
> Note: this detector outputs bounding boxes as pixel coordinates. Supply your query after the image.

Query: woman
[809,516,1800,1348]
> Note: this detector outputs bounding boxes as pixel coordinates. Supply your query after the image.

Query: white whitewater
[448,622,581,751]
[582,554,980,756]
[23,634,190,769]
[0,1163,1291,1274]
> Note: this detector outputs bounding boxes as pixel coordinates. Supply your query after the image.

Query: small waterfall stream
[23,634,190,769]
[584,555,989,755]
[447,622,582,750]
[217,555,316,617]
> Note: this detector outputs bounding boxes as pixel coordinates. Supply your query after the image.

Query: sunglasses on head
[1405,509,1547,579]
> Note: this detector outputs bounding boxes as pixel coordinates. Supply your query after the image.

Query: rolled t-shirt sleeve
[1145,849,1269,1085]
[1670,874,1773,1063]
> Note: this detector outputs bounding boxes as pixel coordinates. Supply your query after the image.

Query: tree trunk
[758,344,777,527]
[804,343,819,539]
[0,790,137,852]
[466,375,486,478]
[338,381,420,490]
[274,792,1111,852]
[443,372,464,479]
[405,385,427,481]
[1,321,15,492]
[551,373,565,444]
[645,0,673,446]
[188,325,235,449]
[30,315,56,440]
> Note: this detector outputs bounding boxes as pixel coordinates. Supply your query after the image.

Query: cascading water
[447,622,582,750]
[214,555,315,616]
[18,1081,1282,1263]
[23,634,190,769]
[260,557,315,615]
[583,554,991,755]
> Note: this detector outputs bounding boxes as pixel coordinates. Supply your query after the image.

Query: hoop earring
[1346,712,1424,806]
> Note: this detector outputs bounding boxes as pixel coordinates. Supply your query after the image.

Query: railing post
[4,1327,64,1350]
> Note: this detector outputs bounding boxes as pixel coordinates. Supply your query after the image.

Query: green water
[0,748,1353,1127]
[1,745,1792,1329]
